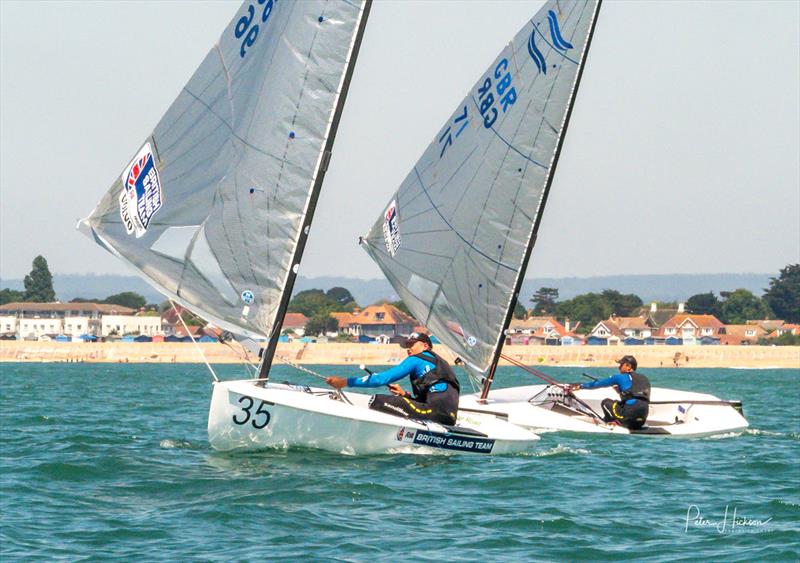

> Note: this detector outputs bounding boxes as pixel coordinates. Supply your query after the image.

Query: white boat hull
[460,385,749,437]
[208,380,539,454]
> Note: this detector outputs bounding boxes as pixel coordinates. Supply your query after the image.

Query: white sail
[80,0,368,340]
[362,0,601,385]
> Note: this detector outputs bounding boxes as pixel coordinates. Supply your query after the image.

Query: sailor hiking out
[570,355,651,429]
[326,332,460,425]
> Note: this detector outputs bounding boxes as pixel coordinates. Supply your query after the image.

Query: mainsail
[361,0,601,394]
[80,0,370,359]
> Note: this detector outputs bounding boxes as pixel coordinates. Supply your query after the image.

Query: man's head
[401,332,432,355]
[617,355,637,372]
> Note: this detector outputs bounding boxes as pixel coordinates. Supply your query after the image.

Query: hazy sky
[1,0,798,282]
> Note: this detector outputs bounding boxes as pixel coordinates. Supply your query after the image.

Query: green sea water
[1,363,798,561]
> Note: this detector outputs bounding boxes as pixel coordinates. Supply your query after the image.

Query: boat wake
[160,439,204,450]
[531,444,591,457]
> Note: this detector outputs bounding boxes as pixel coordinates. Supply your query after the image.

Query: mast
[479,0,602,401]
[258,0,373,380]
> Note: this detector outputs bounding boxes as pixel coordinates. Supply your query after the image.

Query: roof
[661,314,725,331]
[632,305,680,327]
[0,302,136,315]
[746,319,785,331]
[719,333,750,345]
[282,313,309,329]
[613,315,653,330]
[330,312,354,329]
[174,325,202,337]
[591,320,624,338]
[724,324,767,339]
[509,316,569,337]
[343,304,416,326]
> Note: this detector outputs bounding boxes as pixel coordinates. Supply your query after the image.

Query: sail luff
[259,0,373,379]
[479,0,603,400]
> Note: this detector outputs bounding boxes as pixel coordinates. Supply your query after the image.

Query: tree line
[3,257,798,338]
[525,264,799,331]
[0,255,159,311]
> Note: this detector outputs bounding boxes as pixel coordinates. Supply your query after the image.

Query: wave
[745,428,784,437]
[530,444,591,457]
[159,439,203,450]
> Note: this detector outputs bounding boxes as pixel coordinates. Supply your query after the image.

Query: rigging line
[413,167,516,272]
[273,354,352,405]
[499,352,602,420]
[170,299,219,383]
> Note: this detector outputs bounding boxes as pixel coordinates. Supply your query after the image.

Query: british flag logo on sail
[118,142,163,238]
[382,199,401,257]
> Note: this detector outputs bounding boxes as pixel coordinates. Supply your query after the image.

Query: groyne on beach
[1,341,798,368]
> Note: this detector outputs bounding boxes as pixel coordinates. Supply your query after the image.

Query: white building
[101,315,163,337]
[0,302,143,338]
[0,314,17,336]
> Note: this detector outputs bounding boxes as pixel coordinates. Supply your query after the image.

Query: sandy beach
[1,341,798,369]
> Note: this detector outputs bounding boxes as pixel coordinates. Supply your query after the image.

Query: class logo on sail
[119,143,163,238]
[382,200,401,257]
[527,10,574,74]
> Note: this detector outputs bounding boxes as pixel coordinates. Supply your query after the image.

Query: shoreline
[1,341,798,369]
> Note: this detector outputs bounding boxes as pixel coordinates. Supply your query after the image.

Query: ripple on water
[1,363,798,560]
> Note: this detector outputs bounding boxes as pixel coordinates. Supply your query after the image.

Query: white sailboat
[361,0,748,437]
[80,0,539,455]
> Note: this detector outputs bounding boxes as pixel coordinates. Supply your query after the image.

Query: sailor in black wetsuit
[326,332,460,425]
[571,355,651,429]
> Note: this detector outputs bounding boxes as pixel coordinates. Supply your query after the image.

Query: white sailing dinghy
[79,0,538,454]
[361,0,748,437]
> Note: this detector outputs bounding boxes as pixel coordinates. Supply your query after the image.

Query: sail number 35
[235,0,276,59]
[233,395,271,428]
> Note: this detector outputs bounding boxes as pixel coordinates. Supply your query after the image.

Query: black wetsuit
[349,351,460,425]
[583,372,651,430]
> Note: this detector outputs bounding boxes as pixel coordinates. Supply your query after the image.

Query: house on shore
[506,316,581,345]
[0,301,161,339]
[719,324,767,345]
[658,313,726,345]
[588,314,657,345]
[281,313,309,336]
[331,304,416,340]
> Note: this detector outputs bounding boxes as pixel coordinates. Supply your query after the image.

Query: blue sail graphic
[527,30,547,74]
[547,10,574,50]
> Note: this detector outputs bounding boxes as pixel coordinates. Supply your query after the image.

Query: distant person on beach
[569,355,651,429]
[326,332,460,425]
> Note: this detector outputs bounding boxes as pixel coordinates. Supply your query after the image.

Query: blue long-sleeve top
[346,352,448,394]
[580,373,637,405]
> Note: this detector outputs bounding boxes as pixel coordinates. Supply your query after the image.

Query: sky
[1,0,798,283]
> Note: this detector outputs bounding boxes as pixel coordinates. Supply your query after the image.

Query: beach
[1,341,797,368]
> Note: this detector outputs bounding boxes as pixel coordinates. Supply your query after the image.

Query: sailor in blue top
[569,355,651,429]
[326,332,460,425]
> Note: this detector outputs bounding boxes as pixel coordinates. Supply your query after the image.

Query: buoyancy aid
[619,371,651,402]
[410,351,460,401]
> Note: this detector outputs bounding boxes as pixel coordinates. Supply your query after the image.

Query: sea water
[1,363,798,561]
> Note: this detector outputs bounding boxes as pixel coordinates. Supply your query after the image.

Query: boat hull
[460,385,749,437]
[208,380,539,454]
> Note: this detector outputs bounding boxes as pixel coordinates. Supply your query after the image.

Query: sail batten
[363,0,601,389]
[81,1,369,345]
